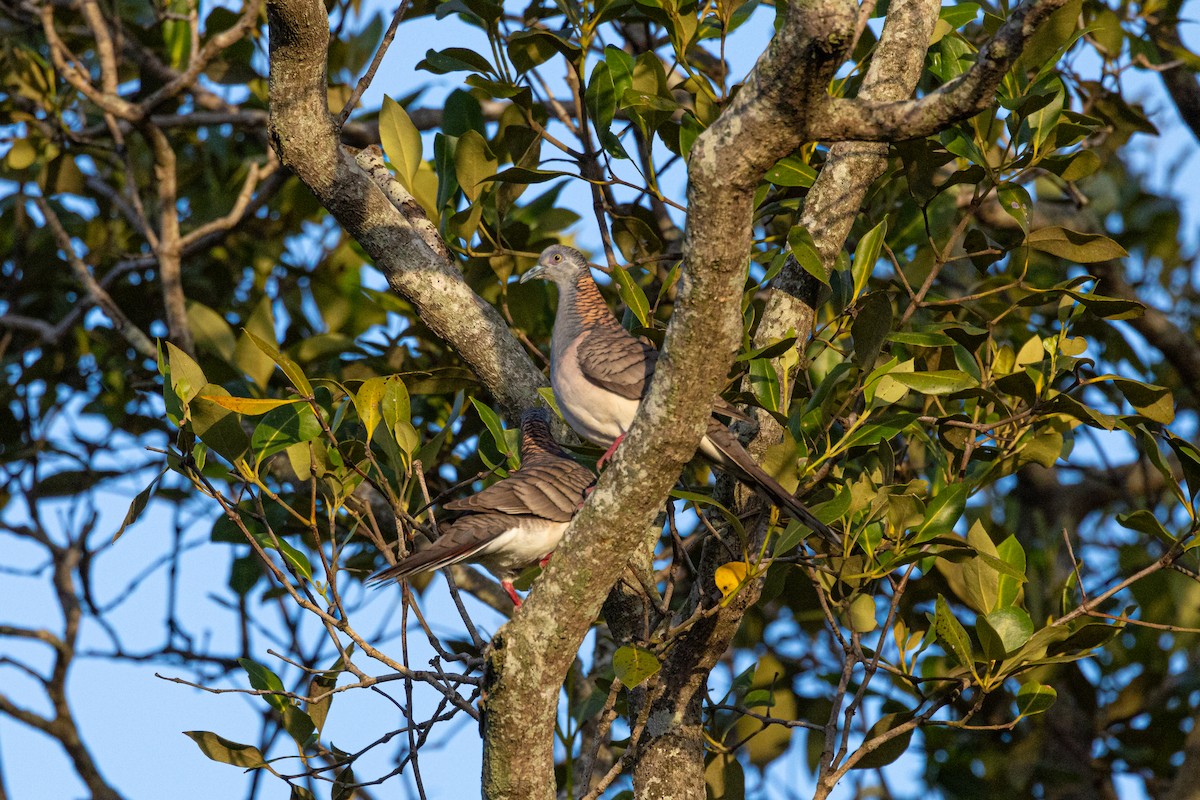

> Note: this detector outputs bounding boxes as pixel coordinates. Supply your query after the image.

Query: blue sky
[2,1,1199,799]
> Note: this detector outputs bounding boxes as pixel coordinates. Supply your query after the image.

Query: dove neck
[553,269,622,344]
[519,418,565,461]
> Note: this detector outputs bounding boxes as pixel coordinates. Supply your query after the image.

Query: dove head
[520,245,589,286]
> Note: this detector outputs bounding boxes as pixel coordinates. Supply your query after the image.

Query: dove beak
[519,263,545,284]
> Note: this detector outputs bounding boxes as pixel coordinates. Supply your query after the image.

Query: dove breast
[551,337,640,447]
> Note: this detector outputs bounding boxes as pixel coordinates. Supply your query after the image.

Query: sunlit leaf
[613,645,661,687]
[183,731,266,769]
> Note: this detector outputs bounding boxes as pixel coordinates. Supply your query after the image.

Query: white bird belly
[551,341,641,446]
[474,519,568,579]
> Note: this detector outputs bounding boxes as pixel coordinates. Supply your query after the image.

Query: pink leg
[596,434,625,470]
[501,580,522,607]
[538,552,553,568]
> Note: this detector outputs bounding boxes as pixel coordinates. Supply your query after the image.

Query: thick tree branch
[264,0,545,416]
[808,0,1073,142]
[629,1,943,794]
[480,2,857,798]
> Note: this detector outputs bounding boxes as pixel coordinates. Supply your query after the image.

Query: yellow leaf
[715,561,751,599]
[198,395,303,415]
[380,95,423,185]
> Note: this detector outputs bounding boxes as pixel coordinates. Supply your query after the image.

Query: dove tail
[368,540,487,586]
[703,432,841,548]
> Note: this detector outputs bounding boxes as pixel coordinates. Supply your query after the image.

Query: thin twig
[337,0,413,126]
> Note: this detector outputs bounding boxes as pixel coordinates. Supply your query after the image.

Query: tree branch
[480,2,857,797]
[629,1,942,794]
[808,0,1073,142]
[264,0,546,416]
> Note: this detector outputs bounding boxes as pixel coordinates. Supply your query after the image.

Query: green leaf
[849,594,878,633]
[1026,227,1128,262]
[977,607,1033,660]
[454,129,497,202]
[997,183,1031,233]
[1059,150,1101,181]
[705,754,745,800]
[787,226,828,285]
[586,61,617,135]
[187,301,237,362]
[611,266,650,327]
[240,657,288,711]
[764,156,816,187]
[416,47,496,75]
[507,30,580,74]
[471,398,516,469]
[281,705,315,747]
[852,292,892,368]
[1117,509,1174,544]
[1025,84,1063,151]
[166,341,207,404]
[934,595,974,668]
[613,645,662,687]
[244,330,313,397]
[996,535,1027,607]
[113,468,166,542]
[308,646,353,735]
[354,377,387,440]
[484,166,576,184]
[332,766,356,800]
[961,521,1001,614]
[380,95,424,184]
[851,712,915,770]
[1015,681,1057,716]
[235,298,277,390]
[253,532,315,582]
[1106,377,1175,423]
[183,731,266,769]
[911,484,968,544]
[939,2,979,28]
[749,358,780,413]
[669,490,745,540]
[851,219,887,301]
[252,403,322,464]
[888,370,978,395]
[381,376,412,431]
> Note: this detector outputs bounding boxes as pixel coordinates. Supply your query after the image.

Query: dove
[370,407,595,605]
[520,244,837,546]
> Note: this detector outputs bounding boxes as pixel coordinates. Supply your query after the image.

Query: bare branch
[33,196,157,359]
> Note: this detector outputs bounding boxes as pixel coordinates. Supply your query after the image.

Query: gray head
[519,245,590,285]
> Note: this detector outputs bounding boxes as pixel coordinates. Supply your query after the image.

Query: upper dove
[521,244,838,546]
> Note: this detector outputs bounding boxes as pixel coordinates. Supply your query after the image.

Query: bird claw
[502,580,522,607]
[596,434,625,470]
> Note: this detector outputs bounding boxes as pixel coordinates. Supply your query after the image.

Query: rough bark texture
[481,2,859,797]
[262,0,1095,796]
[630,2,943,795]
[807,0,1073,142]
[265,0,546,417]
